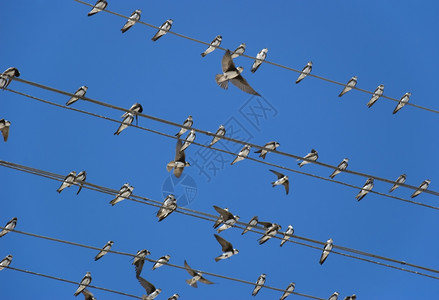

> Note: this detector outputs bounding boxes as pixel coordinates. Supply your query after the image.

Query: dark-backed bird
[175,116,193,137]
[338,76,357,97]
[133,249,151,277]
[0,119,11,142]
[297,149,318,167]
[214,234,239,262]
[122,103,143,125]
[57,171,76,193]
[201,35,222,57]
[180,129,196,152]
[167,139,191,178]
[393,92,411,114]
[389,174,406,192]
[269,169,289,195]
[0,217,17,238]
[232,43,246,58]
[156,194,177,222]
[355,178,374,201]
[0,67,20,89]
[329,158,349,179]
[137,276,161,300]
[319,238,333,265]
[242,216,258,235]
[209,125,225,147]
[184,260,214,287]
[109,183,134,206]
[258,222,281,245]
[114,112,134,135]
[0,255,12,271]
[411,179,431,198]
[367,84,384,108]
[152,255,170,270]
[251,48,268,73]
[252,273,266,296]
[88,0,107,16]
[213,205,239,233]
[280,225,294,247]
[66,86,88,106]
[231,144,251,165]
[296,61,312,84]
[255,141,279,159]
[152,19,173,41]
[75,171,87,195]
[280,282,295,300]
[328,292,339,300]
[94,240,113,261]
[73,272,92,296]
[121,9,141,33]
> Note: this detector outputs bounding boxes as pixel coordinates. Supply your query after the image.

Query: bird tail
[392,106,400,114]
[214,256,221,262]
[329,172,336,179]
[297,162,303,168]
[260,152,267,159]
[151,33,160,41]
[186,279,198,288]
[215,74,228,89]
[201,52,207,57]
[76,185,83,195]
[389,185,396,193]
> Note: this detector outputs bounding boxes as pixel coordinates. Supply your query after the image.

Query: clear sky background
[1,0,439,299]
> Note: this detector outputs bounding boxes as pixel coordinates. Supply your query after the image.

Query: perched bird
[213,207,229,229]
[184,260,214,288]
[355,178,374,201]
[75,171,87,195]
[121,9,141,33]
[328,292,339,300]
[389,174,406,192]
[329,158,349,179]
[367,84,384,108]
[180,129,196,152]
[88,0,107,16]
[231,144,251,165]
[0,255,12,271]
[156,194,177,222]
[242,216,258,235]
[0,217,17,238]
[215,50,260,95]
[66,86,88,106]
[297,149,318,167]
[0,67,20,89]
[109,183,134,206]
[121,103,143,125]
[133,249,151,277]
[213,205,239,233]
[0,119,11,142]
[280,282,296,300]
[201,35,222,57]
[73,272,92,296]
[137,276,161,300]
[57,171,77,193]
[114,112,134,135]
[251,48,268,73]
[296,61,312,84]
[152,255,170,270]
[411,179,431,198]
[232,43,246,58]
[255,141,280,159]
[344,294,356,300]
[94,240,114,261]
[338,76,357,97]
[214,234,239,262]
[209,125,226,147]
[252,273,266,296]
[152,19,173,41]
[269,169,289,195]
[280,225,294,247]
[167,139,191,178]
[81,289,96,300]
[319,238,333,265]
[393,92,411,114]
[167,294,179,300]
[175,116,193,137]
[258,222,281,245]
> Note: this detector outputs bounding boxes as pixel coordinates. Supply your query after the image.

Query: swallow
[167,139,191,178]
[393,92,411,114]
[94,240,114,261]
[328,292,339,300]
[213,205,239,233]
[296,61,312,84]
[329,158,349,179]
[255,141,280,159]
[269,169,289,195]
[343,294,356,300]
[252,273,266,296]
[214,234,239,262]
[157,194,177,222]
[389,174,406,192]
[280,282,296,300]
[66,86,88,106]
[175,116,193,137]
[232,43,246,58]
[338,76,357,97]
[209,125,226,147]
[152,19,173,41]
[137,276,161,300]
[242,216,258,235]
[0,119,11,142]
[280,225,294,247]
[258,222,281,245]
[0,255,12,271]
[74,272,92,296]
[57,171,77,193]
[110,183,134,206]
[184,260,214,288]
[251,48,268,73]
[201,35,222,57]
[81,289,97,300]
[114,112,134,135]
[75,171,87,195]
[167,294,179,300]
[0,217,17,238]
[411,179,431,198]
[88,0,107,16]
[367,84,384,108]
[152,255,170,270]
[133,249,151,277]
[0,67,20,89]
[231,144,251,165]
[121,9,141,33]
[213,207,229,229]
[319,238,333,265]
[297,149,318,167]
[180,129,196,152]
[355,178,374,201]
[122,103,143,125]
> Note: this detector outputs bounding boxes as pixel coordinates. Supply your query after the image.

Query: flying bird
[114,112,134,135]
[0,255,12,271]
[0,217,17,238]
[232,43,246,58]
[180,129,196,152]
[121,9,141,33]
[201,35,222,57]
[66,86,88,106]
[269,169,289,195]
[355,178,374,201]
[252,273,266,296]
[344,294,357,300]
[88,0,107,16]
[296,61,312,84]
[213,207,229,229]
[156,194,177,222]
[255,141,279,159]
[338,76,357,97]
[231,144,251,165]
[122,103,143,125]
[367,84,384,108]
[242,216,258,235]
[393,92,411,114]
[167,294,180,300]
[0,119,11,142]
[81,289,97,300]
[214,234,239,262]
[137,276,161,300]
[329,158,349,179]
[133,249,151,277]
[251,48,268,73]
[152,19,173,41]
[75,171,87,195]
[280,225,294,247]
[258,222,281,245]
[328,292,340,300]
[280,282,296,300]
[175,116,193,137]
[57,171,77,193]
[209,125,226,147]
[167,139,191,178]
[297,149,318,167]
[184,260,214,287]
[110,183,134,206]
[73,272,92,296]
[411,179,431,198]
[320,238,333,265]
[213,205,239,233]
[152,255,170,270]
[0,67,20,89]
[389,174,406,192]
[94,240,114,261]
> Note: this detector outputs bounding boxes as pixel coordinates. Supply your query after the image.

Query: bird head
[237,66,244,73]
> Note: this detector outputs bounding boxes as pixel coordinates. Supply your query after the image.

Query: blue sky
[1,0,439,299]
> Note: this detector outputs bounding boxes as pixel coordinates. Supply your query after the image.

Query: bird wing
[214,234,233,252]
[134,259,145,277]
[230,75,260,96]
[174,139,185,161]
[1,126,9,142]
[199,276,215,285]
[269,169,284,179]
[184,260,197,277]
[137,276,156,295]
[213,205,234,220]
[284,180,289,195]
[258,221,273,228]
[221,50,236,73]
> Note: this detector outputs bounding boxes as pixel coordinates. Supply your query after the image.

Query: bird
[338,76,357,97]
[121,103,143,125]
[152,255,170,270]
[258,222,281,245]
[0,67,20,89]
[215,50,260,95]
[184,260,214,287]
[231,144,251,165]
[0,255,12,271]
[213,207,229,229]
[0,217,17,238]
[94,240,114,261]
[167,139,191,178]
[355,178,374,201]
[180,129,196,152]
[367,84,384,108]
[242,216,258,235]
[156,194,177,222]
[133,249,151,277]
[81,289,97,300]
[75,171,87,195]
[389,174,406,192]
[214,234,239,262]
[232,43,246,58]
[411,179,431,198]
[0,119,11,142]
[251,48,268,73]
[167,294,180,300]
[280,225,294,247]
[151,19,173,41]
[137,276,161,300]
[320,238,333,265]
[109,183,134,206]
[114,112,134,135]
[343,294,357,300]
[213,205,239,233]
[296,61,312,84]
[269,169,289,195]
[329,158,349,179]
[0,76,7,90]
[280,282,296,300]
[209,125,226,147]
[87,0,107,16]
[73,272,92,296]
[201,35,222,57]
[57,171,77,193]
[252,273,266,296]
[121,9,141,33]
[297,149,318,167]
[255,141,280,159]
[393,92,411,114]
[66,86,88,106]
[175,116,193,137]
[328,292,340,300]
